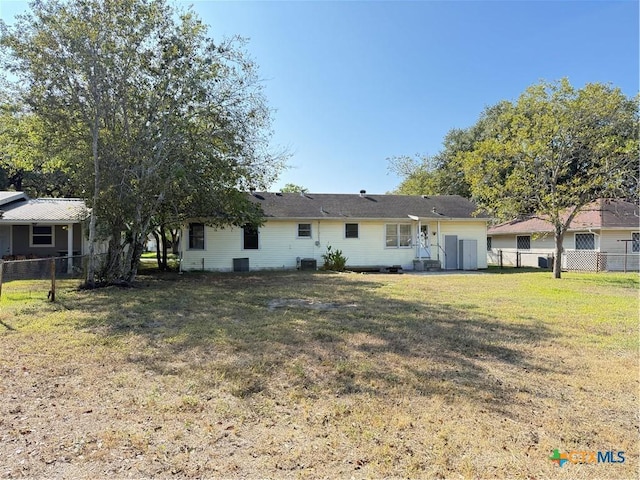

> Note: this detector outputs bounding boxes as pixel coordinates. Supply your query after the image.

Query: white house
[487,199,639,271]
[180,192,489,272]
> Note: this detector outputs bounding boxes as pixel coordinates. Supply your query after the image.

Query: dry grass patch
[0,270,637,478]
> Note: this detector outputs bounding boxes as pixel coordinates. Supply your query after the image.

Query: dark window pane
[298,223,312,237]
[243,225,259,250]
[189,223,205,250]
[517,236,530,250]
[345,223,358,238]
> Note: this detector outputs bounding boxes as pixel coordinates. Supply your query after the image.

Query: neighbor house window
[345,223,359,239]
[297,223,312,238]
[487,237,492,250]
[188,223,205,250]
[575,233,595,250]
[516,235,530,250]
[31,225,54,247]
[632,233,639,253]
[386,224,412,248]
[243,225,259,250]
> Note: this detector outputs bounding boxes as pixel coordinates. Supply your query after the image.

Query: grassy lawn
[0,270,637,479]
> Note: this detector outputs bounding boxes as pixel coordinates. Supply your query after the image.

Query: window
[632,232,639,253]
[31,225,54,246]
[575,233,595,250]
[243,225,259,250]
[188,223,205,250]
[345,223,359,239]
[297,223,312,238]
[516,235,530,250]
[487,237,492,251]
[386,224,412,248]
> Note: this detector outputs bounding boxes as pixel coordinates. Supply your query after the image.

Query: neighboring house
[487,199,639,271]
[180,192,489,272]
[0,191,89,271]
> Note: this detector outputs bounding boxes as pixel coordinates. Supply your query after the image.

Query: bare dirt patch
[267,298,358,311]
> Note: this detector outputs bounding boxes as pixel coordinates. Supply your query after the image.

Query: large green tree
[1,0,285,285]
[0,95,77,196]
[388,102,510,197]
[462,79,638,278]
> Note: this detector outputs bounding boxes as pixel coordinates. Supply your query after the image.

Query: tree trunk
[171,229,179,255]
[152,230,162,270]
[160,226,169,271]
[104,229,124,283]
[85,120,100,288]
[553,229,564,279]
[125,237,145,284]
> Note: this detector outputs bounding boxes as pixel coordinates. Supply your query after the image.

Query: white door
[418,225,430,258]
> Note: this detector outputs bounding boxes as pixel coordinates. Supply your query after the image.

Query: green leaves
[1,0,286,283]
[462,79,638,220]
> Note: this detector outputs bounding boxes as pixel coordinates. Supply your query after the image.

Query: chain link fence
[0,254,106,301]
[489,249,639,272]
[0,255,85,282]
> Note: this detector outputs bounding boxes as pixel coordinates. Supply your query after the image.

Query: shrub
[321,245,347,271]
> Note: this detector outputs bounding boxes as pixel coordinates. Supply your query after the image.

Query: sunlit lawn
[0,269,637,478]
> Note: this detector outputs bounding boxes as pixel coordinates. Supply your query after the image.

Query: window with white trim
[632,232,639,253]
[487,237,492,251]
[188,223,205,250]
[297,223,312,238]
[345,223,359,239]
[31,225,54,247]
[385,224,412,248]
[516,235,530,250]
[575,233,595,250]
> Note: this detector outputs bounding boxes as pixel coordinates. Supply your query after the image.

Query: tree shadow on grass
[68,270,556,416]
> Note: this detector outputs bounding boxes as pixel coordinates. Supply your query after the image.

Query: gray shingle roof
[249,193,486,220]
[0,197,88,223]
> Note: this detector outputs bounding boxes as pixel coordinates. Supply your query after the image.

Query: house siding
[488,233,556,267]
[488,229,640,271]
[600,230,637,254]
[181,218,488,271]
[11,224,82,257]
[599,229,639,271]
[436,221,488,269]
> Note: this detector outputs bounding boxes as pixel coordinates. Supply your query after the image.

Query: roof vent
[422,195,429,199]
[359,189,366,197]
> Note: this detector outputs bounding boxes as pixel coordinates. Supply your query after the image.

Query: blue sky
[1,0,638,194]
